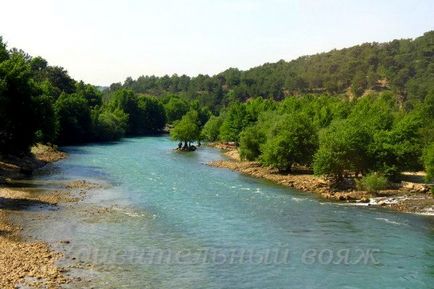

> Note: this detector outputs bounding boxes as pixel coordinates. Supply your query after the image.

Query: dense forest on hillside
[0,31,433,185]
[113,31,433,110]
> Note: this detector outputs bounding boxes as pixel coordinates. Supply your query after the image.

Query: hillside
[114,31,434,108]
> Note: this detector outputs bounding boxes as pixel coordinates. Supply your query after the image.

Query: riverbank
[0,144,66,183]
[208,144,434,215]
[0,144,70,289]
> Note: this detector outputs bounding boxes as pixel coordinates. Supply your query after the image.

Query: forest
[0,31,433,184]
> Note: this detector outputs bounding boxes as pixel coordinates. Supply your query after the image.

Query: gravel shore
[208,144,434,215]
[0,144,70,288]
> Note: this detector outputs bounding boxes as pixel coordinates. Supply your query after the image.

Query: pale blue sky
[0,0,433,85]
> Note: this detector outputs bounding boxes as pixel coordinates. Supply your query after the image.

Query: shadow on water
[61,139,128,155]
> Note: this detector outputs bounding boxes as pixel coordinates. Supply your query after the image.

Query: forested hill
[113,31,433,109]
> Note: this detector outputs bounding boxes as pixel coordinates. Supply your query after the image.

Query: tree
[107,89,141,135]
[201,115,223,142]
[164,96,190,123]
[0,36,8,62]
[260,113,318,171]
[44,66,76,98]
[313,120,370,179]
[170,110,200,150]
[239,125,265,161]
[33,95,58,143]
[351,71,368,97]
[0,52,37,153]
[93,108,128,141]
[219,103,249,142]
[369,112,423,178]
[423,143,434,183]
[54,93,92,144]
[136,96,167,134]
[76,81,102,108]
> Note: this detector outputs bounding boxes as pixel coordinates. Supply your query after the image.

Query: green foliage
[170,110,201,144]
[313,120,370,178]
[164,96,190,123]
[356,173,389,193]
[0,29,433,181]
[219,103,249,142]
[260,113,318,171]
[114,31,434,107]
[93,108,128,141]
[136,96,167,134]
[107,89,166,135]
[351,71,368,97]
[0,36,8,62]
[423,143,434,183]
[239,126,265,161]
[42,66,76,98]
[76,81,102,108]
[370,112,423,177]
[54,93,92,144]
[0,51,37,153]
[33,95,58,143]
[201,115,223,142]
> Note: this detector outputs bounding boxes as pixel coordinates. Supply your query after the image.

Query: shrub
[356,173,389,193]
[423,143,434,183]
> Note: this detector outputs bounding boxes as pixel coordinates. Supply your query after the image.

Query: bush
[356,173,389,193]
[423,143,434,183]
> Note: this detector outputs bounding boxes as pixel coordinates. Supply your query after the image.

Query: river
[19,137,434,288]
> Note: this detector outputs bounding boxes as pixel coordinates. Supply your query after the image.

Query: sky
[0,0,433,86]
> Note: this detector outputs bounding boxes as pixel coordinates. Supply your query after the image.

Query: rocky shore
[208,144,434,215]
[0,144,70,289]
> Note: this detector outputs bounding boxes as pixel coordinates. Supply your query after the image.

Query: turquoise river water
[19,137,434,288]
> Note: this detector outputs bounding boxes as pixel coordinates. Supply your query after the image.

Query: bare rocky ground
[0,195,69,289]
[208,143,434,215]
[0,144,94,289]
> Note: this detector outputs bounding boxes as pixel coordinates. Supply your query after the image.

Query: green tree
[423,143,434,183]
[239,125,266,161]
[201,115,223,142]
[0,52,37,153]
[369,113,423,177]
[164,96,190,123]
[219,103,249,142]
[76,81,102,108]
[170,110,200,149]
[313,120,370,179]
[93,108,128,141]
[136,96,167,134]
[351,71,368,97]
[33,95,58,143]
[44,66,76,98]
[260,113,318,171]
[54,93,92,144]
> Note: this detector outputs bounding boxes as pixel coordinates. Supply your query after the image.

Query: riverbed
[15,137,434,288]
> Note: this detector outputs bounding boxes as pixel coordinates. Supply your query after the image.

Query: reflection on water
[17,137,434,289]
